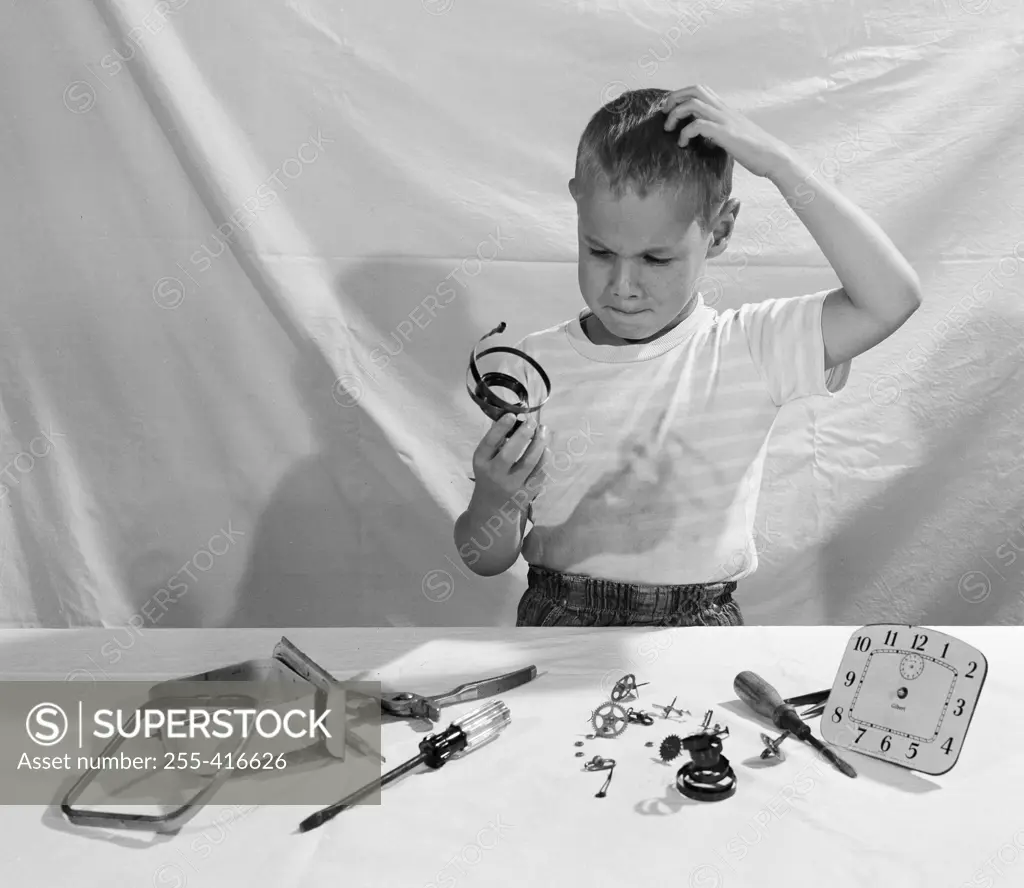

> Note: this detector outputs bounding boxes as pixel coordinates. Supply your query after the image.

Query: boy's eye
[588,248,672,266]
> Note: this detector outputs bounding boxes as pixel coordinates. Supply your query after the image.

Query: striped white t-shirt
[502,290,851,585]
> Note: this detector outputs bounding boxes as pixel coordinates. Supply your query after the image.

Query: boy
[454,85,922,627]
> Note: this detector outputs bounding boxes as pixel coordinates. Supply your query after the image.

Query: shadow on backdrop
[226,257,501,627]
[89,0,507,627]
[820,312,1024,625]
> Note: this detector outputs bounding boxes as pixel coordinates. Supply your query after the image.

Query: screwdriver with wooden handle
[734,671,857,778]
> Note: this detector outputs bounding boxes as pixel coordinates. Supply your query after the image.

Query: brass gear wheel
[590,702,629,738]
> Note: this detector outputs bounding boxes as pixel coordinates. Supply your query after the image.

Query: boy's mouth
[608,307,649,316]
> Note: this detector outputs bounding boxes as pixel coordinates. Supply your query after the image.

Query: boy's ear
[705,198,740,259]
[568,177,578,201]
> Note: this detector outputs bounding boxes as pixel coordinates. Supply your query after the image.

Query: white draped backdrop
[1,0,1023,627]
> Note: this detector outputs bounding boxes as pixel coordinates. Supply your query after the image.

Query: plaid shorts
[516,565,744,627]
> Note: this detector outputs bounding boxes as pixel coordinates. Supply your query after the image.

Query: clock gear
[590,702,629,738]
[659,734,683,762]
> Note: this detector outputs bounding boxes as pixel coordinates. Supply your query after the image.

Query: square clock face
[819,624,988,775]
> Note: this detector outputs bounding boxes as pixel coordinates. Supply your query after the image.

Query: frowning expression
[571,178,733,344]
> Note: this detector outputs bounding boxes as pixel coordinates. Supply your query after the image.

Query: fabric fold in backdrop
[0,0,1022,627]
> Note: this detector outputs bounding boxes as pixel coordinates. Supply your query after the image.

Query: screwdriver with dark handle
[734,671,857,778]
[298,700,512,833]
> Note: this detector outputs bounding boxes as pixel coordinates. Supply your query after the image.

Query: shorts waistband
[526,565,737,616]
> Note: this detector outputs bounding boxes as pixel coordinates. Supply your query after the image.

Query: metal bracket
[60,636,356,833]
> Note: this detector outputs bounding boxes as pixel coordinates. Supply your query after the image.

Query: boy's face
[570,177,736,343]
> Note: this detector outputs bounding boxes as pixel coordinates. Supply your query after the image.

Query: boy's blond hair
[574,88,734,233]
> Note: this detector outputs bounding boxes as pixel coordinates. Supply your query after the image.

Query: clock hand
[734,671,858,779]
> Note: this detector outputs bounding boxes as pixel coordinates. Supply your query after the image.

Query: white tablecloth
[1,627,1021,888]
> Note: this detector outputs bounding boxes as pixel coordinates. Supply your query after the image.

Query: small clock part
[590,702,629,738]
[700,709,714,730]
[583,755,616,798]
[821,624,989,776]
[760,731,791,760]
[653,697,690,720]
[659,734,684,762]
[676,731,737,802]
[611,674,649,702]
[626,708,654,726]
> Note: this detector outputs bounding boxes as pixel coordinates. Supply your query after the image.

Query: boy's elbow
[465,560,509,578]
[455,551,517,578]
[901,275,924,317]
[453,513,515,577]
[882,282,922,332]
[906,281,923,314]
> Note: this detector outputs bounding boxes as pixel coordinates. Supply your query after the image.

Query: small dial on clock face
[899,653,925,680]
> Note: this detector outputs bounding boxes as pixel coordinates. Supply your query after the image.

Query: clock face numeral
[822,625,988,776]
[843,726,925,760]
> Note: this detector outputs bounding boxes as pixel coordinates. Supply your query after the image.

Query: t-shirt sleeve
[737,289,852,406]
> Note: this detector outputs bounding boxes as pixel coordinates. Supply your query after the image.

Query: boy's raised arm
[769,153,922,369]
[659,84,923,370]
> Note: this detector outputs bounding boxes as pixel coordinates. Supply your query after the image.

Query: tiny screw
[575,751,584,757]
[585,734,595,740]
[645,741,654,747]
[574,741,584,747]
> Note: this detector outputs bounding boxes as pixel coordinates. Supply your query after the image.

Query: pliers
[379,665,537,722]
[784,689,830,719]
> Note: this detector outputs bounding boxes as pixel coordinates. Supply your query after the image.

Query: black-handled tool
[734,671,857,779]
[298,700,511,833]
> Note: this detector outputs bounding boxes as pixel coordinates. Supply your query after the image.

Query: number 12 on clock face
[819,624,988,776]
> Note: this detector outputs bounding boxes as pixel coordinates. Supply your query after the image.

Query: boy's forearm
[768,152,923,321]
[453,494,527,577]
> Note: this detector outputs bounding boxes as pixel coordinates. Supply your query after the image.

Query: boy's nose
[611,259,639,297]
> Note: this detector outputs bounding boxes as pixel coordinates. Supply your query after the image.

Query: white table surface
[1,627,1022,888]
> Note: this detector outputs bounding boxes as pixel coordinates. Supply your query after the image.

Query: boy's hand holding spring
[471,414,548,513]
